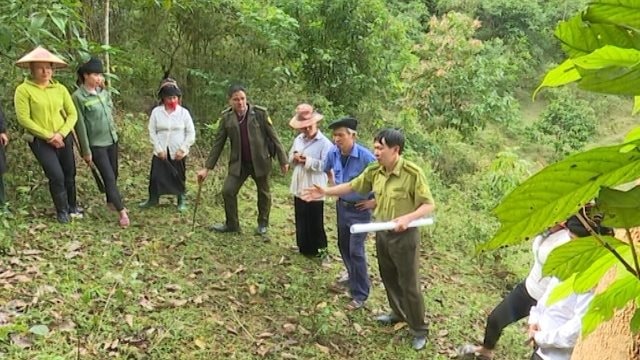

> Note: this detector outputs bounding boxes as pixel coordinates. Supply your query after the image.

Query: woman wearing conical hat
[13,46,81,224]
[72,57,129,228]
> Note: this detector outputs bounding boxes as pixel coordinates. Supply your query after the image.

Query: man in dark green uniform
[303,128,435,350]
[197,85,288,235]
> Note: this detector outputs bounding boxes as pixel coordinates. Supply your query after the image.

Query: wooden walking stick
[191,178,203,231]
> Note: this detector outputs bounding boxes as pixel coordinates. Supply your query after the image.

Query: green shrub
[527,88,597,159]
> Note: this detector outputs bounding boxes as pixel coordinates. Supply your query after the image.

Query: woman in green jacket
[14,46,80,223]
[73,57,129,228]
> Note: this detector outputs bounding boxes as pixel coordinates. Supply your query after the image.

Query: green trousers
[222,162,270,229]
[375,228,428,336]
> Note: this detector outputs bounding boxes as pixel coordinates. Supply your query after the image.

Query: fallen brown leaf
[315,343,330,354]
[256,332,274,339]
[10,334,33,348]
[125,314,134,327]
[194,338,206,349]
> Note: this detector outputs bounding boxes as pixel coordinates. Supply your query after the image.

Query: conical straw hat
[15,46,67,69]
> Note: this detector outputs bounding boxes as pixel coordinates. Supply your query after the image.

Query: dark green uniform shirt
[72,86,118,156]
[349,157,434,221]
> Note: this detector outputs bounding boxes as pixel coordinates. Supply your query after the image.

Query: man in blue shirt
[324,117,376,310]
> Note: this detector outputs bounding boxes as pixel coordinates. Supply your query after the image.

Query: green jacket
[14,79,78,140]
[205,104,287,178]
[72,86,118,156]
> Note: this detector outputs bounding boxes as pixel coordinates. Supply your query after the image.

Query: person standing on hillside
[73,57,129,227]
[323,117,376,310]
[288,103,333,259]
[302,128,435,350]
[13,46,81,223]
[0,103,9,214]
[196,85,288,235]
[140,81,196,212]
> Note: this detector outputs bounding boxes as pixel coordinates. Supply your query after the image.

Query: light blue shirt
[324,142,376,202]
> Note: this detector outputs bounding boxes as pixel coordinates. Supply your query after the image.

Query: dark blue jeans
[336,200,371,302]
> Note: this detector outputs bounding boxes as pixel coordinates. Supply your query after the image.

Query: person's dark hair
[227,84,246,99]
[565,206,614,237]
[374,128,405,154]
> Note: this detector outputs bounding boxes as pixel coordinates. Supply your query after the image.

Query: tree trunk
[571,228,640,360]
[103,0,110,87]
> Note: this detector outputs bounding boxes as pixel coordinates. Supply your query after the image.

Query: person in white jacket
[527,277,593,360]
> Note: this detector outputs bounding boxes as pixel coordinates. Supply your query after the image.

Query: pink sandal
[119,213,130,228]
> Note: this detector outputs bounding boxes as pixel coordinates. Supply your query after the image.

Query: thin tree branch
[576,213,639,279]
[625,228,640,279]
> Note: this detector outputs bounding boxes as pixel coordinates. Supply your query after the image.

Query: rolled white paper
[350,217,435,234]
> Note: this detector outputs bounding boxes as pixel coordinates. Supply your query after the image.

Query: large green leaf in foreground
[581,270,640,336]
[599,186,640,228]
[479,142,640,251]
[555,14,640,58]
[584,0,640,31]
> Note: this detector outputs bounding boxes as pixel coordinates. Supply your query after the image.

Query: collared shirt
[525,230,572,301]
[349,157,434,221]
[148,105,196,158]
[14,79,78,140]
[288,130,333,198]
[72,86,118,156]
[529,277,593,360]
[324,143,375,203]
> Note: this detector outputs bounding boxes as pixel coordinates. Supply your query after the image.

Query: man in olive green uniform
[197,85,288,235]
[303,128,435,351]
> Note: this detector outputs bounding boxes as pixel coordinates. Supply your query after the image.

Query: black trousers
[91,143,124,211]
[29,136,77,213]
[530,351,543,360]
[483,281,537,349]
[0,175,5,205]
[294,196,327,256]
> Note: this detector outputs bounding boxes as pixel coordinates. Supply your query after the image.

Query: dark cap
[328,116,357,131]
[78,57,104,75]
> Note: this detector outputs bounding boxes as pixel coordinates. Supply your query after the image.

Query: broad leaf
[543,235,626,280]
[577,62,640,96]
[547,273,577,305]
[555,15,640,58]
[572,46,640,70]
[634,96,640,114]
[573,248,632,292]
[29,324,49,336]
[582,271,640,336]
[631,307,640,333]
[624,125,640,142]
[533,59,581,98]
[480,142,640,251]
[584,0,640,31]
[599,186,640,227]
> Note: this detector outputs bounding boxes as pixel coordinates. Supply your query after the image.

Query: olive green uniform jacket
[205,105,287,178]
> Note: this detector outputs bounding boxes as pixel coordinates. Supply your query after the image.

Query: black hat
[328,116,358,131]
[158,83,182,98]
[77,57,104,75]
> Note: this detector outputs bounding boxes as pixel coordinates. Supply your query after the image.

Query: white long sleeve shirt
[148,105,196,158]
[525,229,572,300]
[288,131,333,199]
[529,277,593,360]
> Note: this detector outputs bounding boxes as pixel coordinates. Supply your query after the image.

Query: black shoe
[255,226,268,236]
[209,223,240,233]
[56,211,70,224]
